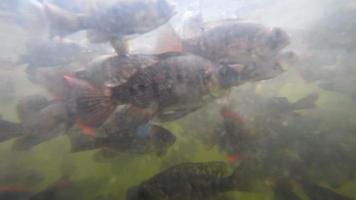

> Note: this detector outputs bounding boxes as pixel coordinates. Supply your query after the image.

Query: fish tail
[63,75,115,128]
[0,118,23,142]
[292,92,319,110]
[43,2,86,37]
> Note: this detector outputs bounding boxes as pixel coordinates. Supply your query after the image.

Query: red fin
[63,75,115,127]
[77,122,95,137]
[220,107,247,124]
[227,153,240,163]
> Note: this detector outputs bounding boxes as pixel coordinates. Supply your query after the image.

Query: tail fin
[292,92,319,110]
[64,75,115,128]
[0,118,23,142]
[43,2,86,38]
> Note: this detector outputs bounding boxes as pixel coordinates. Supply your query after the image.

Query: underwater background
[0,0,356,199]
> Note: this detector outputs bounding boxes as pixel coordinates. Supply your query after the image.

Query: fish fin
[154,24,183,54]
[43,2,85,38]
[63,75,115,128]
[76,122,95,137]
[292,92,319,110]
[0,119,23,142]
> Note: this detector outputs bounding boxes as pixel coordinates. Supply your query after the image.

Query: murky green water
[0,0,356,200]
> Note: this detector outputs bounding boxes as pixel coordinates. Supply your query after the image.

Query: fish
[44,0,175,42]
[66,53,283,127]
[110,54,234,109]
[17,38,85,71]
[16,95,50,122]
[126,161,241,200]
[69,106,176,156]
[181,20,289,65]
[235,91,319,119]
[77,53,159,88]
[0,95,72,149]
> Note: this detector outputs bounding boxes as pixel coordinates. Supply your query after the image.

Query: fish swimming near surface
[126,161,242,200]
[43,0,175,55]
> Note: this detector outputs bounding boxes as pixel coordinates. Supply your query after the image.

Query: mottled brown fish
[67,53,283,127]
[126,161,240,200]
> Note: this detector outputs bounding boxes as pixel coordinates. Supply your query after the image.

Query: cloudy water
[0,0,355,199]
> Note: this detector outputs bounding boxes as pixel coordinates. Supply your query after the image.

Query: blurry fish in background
[43,0,176,55]
[126,161,241,200]
[182,20,289,65]
[0,0,48,37]
[0,95,74,150]
[16,38,86,73]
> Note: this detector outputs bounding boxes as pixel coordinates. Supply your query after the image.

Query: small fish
[44,0,175,41]
[126,161,240,200]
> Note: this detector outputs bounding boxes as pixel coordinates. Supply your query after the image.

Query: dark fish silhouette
[126,161,241,200]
